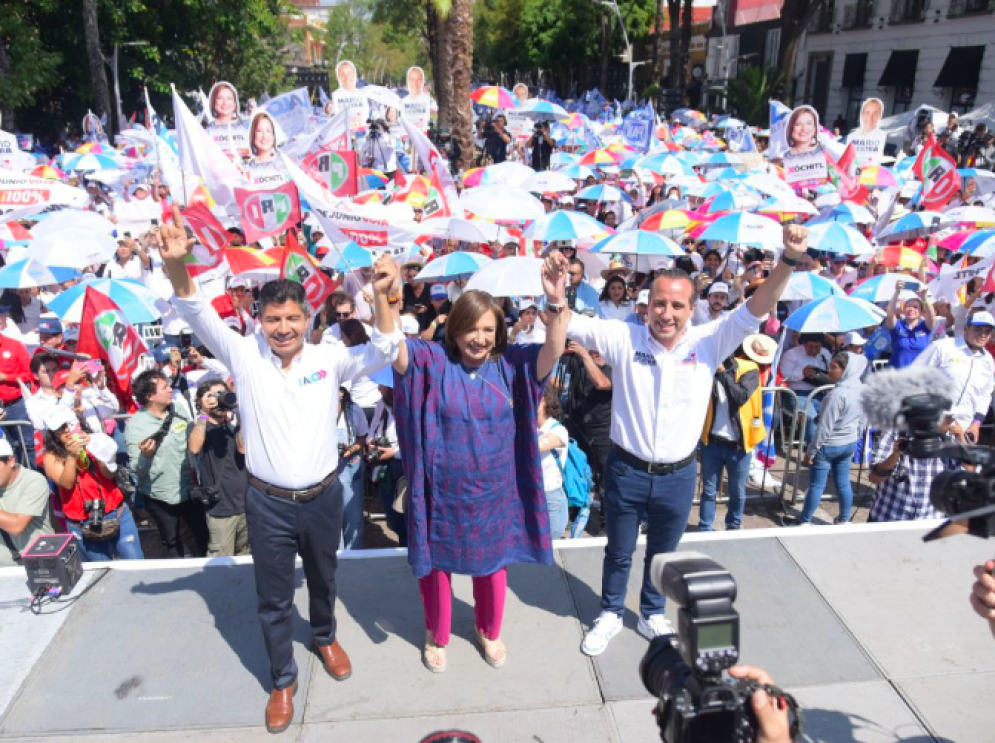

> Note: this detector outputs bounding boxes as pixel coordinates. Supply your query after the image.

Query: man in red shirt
[0,312,38,466]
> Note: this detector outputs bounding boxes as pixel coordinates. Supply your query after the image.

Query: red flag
[235,181,302,244]
[76,287,147,413]
[279,231,337,311]
[180,201,229,277]
[300,149,358,198]
[915,138,961,211]
[825,144,868,203]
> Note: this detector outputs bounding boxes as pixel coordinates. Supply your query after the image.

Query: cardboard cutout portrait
[847,98,886,167]
[783,105,828,188]
[402,66,434,133]
[332,60,370,132]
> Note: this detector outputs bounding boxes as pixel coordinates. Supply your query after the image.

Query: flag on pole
[234,181,302,243]
[76,287,148,413]
[914,135,962,211]
[179,202,229,276]
[825,143,869,203]
[767,100,792,159]
[279,230,337,311]
[400,117,464,219]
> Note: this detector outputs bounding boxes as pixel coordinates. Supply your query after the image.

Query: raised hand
[372,254,399,297]
[542,250,568,303]
[782,224,808,258]
[158,205,196,263]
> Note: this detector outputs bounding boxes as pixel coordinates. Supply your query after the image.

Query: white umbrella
[460,185,545,223]
[27,228,118,268]
[520,170,578,193]
[415,217,500,244]
[30,210,117,239]
[481,161,535,188]
[743,173,797,199]
[465,257,544,297]
[360,85,403,111]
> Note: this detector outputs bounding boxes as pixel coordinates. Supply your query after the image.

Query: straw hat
[601,259,630,280]
[742,333,778,365]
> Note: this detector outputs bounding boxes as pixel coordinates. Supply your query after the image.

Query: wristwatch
[546,301,566,314]
[780,253,801,267]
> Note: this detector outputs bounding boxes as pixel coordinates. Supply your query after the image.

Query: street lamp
[106,40,148,132]
[594,0,645,101]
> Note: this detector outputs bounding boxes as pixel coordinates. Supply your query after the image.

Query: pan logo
[299,369,329,387]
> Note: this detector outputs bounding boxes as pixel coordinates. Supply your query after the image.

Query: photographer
[104,234,152,282]
[126,369,208,558]
[360,119,397,176]
[482,115,511,165]
[0,439,54,567]
[42,407,142,561]
[367,368,404,546]
[527,121,554,171]
[958,123,989,167]
[188,380,249,557]
[868,427,953,522]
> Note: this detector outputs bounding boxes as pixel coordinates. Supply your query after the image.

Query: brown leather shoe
[313,639,352,680]
[265,679,297,734]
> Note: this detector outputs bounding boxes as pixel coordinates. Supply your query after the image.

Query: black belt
[612,445,696,475]
[248,471,336,503]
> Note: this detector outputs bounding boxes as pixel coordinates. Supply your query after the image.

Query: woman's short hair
[599,275,627,302]
[786,106,819,149]
[444,290,508,359]
[541,384,563,420]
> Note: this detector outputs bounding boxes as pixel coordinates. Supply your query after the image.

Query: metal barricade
[786,383,836,505]
[0,419,34,468]
[139,324,164,344]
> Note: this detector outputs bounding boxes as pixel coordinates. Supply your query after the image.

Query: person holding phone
[401,262,436,332]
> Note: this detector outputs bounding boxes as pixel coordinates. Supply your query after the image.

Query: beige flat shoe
[423,630,447,673]
[475,627,506,668]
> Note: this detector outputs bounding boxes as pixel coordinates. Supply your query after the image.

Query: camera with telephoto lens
[364,436,391,465]
[640,554,800,743]
[894,394,995,541]
[83,498,105,533]
[367,118,387,141]
[212,391,238,411]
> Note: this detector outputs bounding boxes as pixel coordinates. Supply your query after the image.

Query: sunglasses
[334,312,353,319]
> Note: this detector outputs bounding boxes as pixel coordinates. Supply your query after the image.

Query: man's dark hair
[259,279,309,313]
[133,369,168,408]
[30,353,58,377]
[195,378,228,412]
[568,257,585,275]
[799,333,824,345]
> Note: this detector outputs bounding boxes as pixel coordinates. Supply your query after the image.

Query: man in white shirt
[510,300,546,344]
[693,281,731,326]
[779,333,832,445]
[157,211,402,734]
[104,237,151,282]
[341,265,374,322]
[568,225,809,657]
[913,311,995,443]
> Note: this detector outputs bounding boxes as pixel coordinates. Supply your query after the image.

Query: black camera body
[213,391,238,411]
[365,436,392,465]
[83,498,105,533]
[640,554,797,743]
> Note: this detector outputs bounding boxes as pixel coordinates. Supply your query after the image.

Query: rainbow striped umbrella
[874,246,925,270]
[955,230,995,258]
[858,166,899,188]
[579,149,623,166]
[75,142,106,154]
[936,229,976,252]
[30,164,66,180]
[639,209,690,233]
[462,167,486,188]
[470,86,518,109]
[359,168,389,190]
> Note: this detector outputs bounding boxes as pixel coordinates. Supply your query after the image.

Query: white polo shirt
[913,336,995,427]
[173,290,401,489]
[566,302,764,464]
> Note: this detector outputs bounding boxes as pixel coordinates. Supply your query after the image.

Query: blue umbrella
[784,296,886,333]
[518,99,570,119]
[877,211,945,242]
[46,278,165,323]
[685,182,726,199]
[699,212,784,248]
[556,164,596,180]
[576,184,631,203]
[414,251,493,282]
[323,241,373,272]
[522,211,607,242]
[703,190,761,214]
[634,153,693,176]
[805,222,873,256]
[0,259,79,289]
[781,271,846,301]
[590,231,683,256]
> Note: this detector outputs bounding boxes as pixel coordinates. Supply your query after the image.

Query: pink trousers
[418,568,507,646]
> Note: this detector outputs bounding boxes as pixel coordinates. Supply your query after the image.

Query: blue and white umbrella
[58,152,129,172]
[877,211,945,242]
[522,211,607,242]
[518,99,570,119]
[685,182,726,200]
[321,241,373,272]
[576,184,630,203]
[954,229,995,258]
[27,228,118,269]
[705,166,750,183]
[781,271,847,301]
[784,296,886,333]
[413,251,493,282]
[589,231,683,256]
[810,202,875,225]
[46,278,167,323]
[805,221,873,256]
[699,212,784,249]
[0,259,79,289]
[634,153,693,176]
[701,152,744,167]
[703,190,762,214]
[555,164,596,181]
[848,274,922,303]
[713,116,746,129]
[550,152,580,169]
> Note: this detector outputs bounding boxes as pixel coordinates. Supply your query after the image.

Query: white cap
[708,282,730,296]
[968,310,995,327]
[519,299,538,311]
[86,432,119,473]
[843,331,867,346]
[43,405,77,432]
[400,315,420,335]
[0,439,12,458]
[637,289,650,305]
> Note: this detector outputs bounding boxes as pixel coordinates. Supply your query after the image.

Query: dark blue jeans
[602,449,698,618]
[801,442,857,523]
[66,505,145,561]
[698,439,751,531]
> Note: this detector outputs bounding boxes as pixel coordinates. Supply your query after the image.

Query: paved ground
[2,524,994,742]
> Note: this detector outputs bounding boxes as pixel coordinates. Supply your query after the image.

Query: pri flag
[234,181,302,243]
[76,287,147,412]
[914,136,962,211]
[279,230,336,311]
[301,149,358,198]
[825,144,869,203]
[179,202,229,276]
[400,117,463,219]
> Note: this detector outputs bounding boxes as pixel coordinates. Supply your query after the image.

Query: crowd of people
[2,84,995,736]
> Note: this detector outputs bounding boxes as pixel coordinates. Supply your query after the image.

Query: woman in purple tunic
[392,253,569,673]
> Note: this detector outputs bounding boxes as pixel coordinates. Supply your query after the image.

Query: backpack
[551,429,594,509]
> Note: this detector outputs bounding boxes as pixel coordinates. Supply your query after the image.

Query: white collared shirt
[566,303,763,464]
[173,290,402,489]
[779,344,831,392]
[913,336,995,426]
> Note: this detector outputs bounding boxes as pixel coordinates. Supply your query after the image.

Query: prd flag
[234,181,302,244]
[179,202,229,276]
[279,230,336,311]
[914,135,962,211]
[76,287,147,413]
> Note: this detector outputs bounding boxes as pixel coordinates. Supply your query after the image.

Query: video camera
[364,436,392,465]
[366,118,388,140]
[211,390,238,412]
[639,554,800,743]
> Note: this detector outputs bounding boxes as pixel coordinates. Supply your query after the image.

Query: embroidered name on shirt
[299,370,329,386]
[633,351,657,366]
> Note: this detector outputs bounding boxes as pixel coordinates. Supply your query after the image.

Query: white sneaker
[637,613,675,641]
[581,611,623,656]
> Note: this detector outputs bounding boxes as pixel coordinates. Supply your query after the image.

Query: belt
[612,445,696,475]
[248,471,336,503]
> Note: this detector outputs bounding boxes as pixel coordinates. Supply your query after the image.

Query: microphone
[861,366,952,430]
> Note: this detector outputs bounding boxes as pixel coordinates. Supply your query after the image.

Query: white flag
[928,252,995,304]
[281,109,350,163]
[399,117,464,219]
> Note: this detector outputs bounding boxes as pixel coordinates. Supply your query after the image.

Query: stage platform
[1,522,994,742]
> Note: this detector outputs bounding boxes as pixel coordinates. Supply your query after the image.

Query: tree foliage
[325,0,426,87]
[726,65,783,125]
[0,0,61,126]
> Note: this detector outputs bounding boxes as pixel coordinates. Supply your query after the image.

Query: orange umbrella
[223,247,277,275]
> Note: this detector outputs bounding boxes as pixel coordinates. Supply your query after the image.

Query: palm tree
[82,0,113,132]
[447,0,474,170]
[726,66,784,125]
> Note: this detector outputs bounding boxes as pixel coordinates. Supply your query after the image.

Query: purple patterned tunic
[393,339,553,579]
